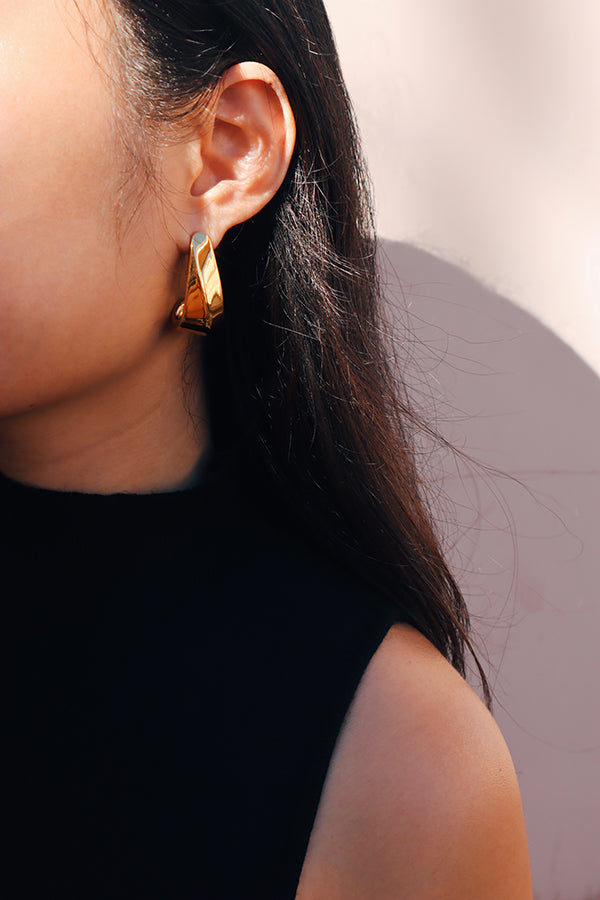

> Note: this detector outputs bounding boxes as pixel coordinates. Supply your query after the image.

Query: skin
[0,0,295,492]
[0,1,533,894]
[296,624,533,898]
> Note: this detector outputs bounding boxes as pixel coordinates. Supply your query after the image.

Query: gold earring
[172,232,224,333]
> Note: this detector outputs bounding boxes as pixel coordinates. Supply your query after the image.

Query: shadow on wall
[379,240,600,900]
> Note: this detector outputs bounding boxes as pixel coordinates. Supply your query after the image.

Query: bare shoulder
[296,623,532,899]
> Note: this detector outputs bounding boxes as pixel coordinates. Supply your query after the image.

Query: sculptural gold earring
[172,232,224,333]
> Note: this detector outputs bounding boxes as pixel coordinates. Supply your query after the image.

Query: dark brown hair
[107,0,490,704]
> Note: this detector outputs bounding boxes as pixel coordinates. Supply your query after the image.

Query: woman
[0,0,532,896]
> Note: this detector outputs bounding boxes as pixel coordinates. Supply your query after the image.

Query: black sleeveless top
[1,462,400,898]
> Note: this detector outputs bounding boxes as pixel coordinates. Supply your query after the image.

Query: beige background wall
[323,2,600,898]
[325,0,600,376]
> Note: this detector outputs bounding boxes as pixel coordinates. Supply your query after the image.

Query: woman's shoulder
[296,623,533,899]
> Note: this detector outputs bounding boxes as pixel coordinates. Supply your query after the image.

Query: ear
[165,62,296,251]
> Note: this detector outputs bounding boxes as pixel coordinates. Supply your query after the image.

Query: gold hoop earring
[172,232,224,333]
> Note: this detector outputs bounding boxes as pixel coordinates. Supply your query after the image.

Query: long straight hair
[109,0,490,704]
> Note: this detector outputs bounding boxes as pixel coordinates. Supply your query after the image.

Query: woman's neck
[0,339,209,495]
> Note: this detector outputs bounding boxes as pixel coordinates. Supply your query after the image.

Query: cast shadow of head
[380,239,600,900]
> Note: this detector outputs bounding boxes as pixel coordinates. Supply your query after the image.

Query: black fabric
[1,461,400,898]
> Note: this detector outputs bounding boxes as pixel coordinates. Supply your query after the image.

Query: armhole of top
[279,608,400,899]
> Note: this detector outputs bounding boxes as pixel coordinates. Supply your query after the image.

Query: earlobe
[188,62,296,247]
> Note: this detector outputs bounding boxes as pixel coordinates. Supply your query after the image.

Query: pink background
[381,241,600,900]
